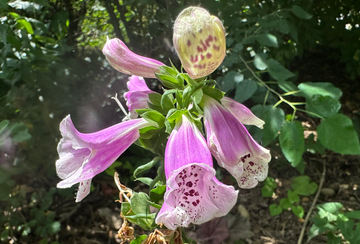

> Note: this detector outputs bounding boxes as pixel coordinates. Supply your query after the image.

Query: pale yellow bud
[173,7,226,79]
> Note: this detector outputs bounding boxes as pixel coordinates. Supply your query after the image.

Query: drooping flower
[220,97,265,129]
[155,114,238,230]
[173,6,226,79]
[56,115,151,202]
[102,38,165,78]
[123,75,155,119]
[202,95,271,188]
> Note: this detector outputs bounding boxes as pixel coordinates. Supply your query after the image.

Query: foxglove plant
[57,5,271,238]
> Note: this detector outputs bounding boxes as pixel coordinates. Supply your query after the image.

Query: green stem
[239,54,299,121]
[297,108,324,119]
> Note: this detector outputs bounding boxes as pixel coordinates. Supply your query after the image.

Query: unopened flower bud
[103,38,165,78]
[173,7,226,79]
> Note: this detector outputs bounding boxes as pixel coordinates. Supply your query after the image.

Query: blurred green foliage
[1,0,360,243]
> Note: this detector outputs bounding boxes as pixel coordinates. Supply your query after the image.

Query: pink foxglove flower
[173,7,226,79]
[102,38,165,78]
[155,115,238,230]
[202,96,271,189]
[221,97,265,129]
[56,115,151,202]
[124,75,155,119]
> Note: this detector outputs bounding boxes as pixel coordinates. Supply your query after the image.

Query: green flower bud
[173,7,226,79]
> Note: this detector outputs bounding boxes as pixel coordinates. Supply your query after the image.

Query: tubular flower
[124,75,155,119]
[155,115,238,230]
[202,95,271,189]
[173,7,226,79]
[56,115,151,202]
[220,97,265,129]
[102,38,165,78]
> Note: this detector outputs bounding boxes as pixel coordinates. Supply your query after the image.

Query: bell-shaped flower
[202,95,271,189]
[123,75,155,119]
[220,97,265,129]
[56,115,151,202]
[155,114,238,230]
[102,38,165,78]
[173,6,226,79]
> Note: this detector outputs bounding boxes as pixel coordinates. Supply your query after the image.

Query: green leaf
[257,33,278,47]
[279,121,305,167]
[121,192,155,230]
[10,123,32,142]
[291,205,304,218]
[344,210,360,220]
[291,176,318,196]
[317,114,360,155]
[337,219,360,243]
[261,177,277,197]
[279,198,292,210]
[306,95,341,118]
[130,235,148,244]
[17,18,34,34]
[0,120,9,134]
[192,88,203,105]
[317,202,343,214]
[135,177,153,186]
[251,105,285,146]
[234,79,257,103]
[221,71,243,92]
[166,109,184,123]
[149,184,166,203]
[254,54,267,70]
[261,185,274,197]
[266,58,295,81]
[288,190,300,204]
[291,5,312,20]
[306,133,325,154]
[133,157,160,178]
[269,204,283,216]
[202,87,224,102]
[148,93,162,107]
[326,232,342,244]
[160,91,175,111]
[155,74,183,89]
[140,111,165,128]
[298,82,342,100]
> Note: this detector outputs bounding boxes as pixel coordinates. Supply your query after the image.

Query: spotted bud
[173,7,226,79]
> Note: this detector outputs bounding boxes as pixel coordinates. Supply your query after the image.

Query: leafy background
[0,0,360,243]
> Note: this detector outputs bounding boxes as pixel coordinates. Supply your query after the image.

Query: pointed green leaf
[235,79,257,103]
[266,58,295,81]
[317,114,360,155]
[251,105,285,146]
[291,5,312,20]
[298,82,342,100]
[279,121,305,167]
[133,157,160,178]
[269,204,283,216]
[306,95,341,118]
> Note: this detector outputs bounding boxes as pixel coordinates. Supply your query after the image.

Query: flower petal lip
[102,38,165,78]
[123,75,155,119]
[56,115,151,201]
[221,97,265,129]
[203,96,271,188]
[155,115,238,230]
[173,6,226,79]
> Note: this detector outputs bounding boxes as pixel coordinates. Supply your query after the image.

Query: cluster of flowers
[56,7,271,230]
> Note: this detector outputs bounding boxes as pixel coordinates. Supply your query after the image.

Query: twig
[297,159,326,244]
